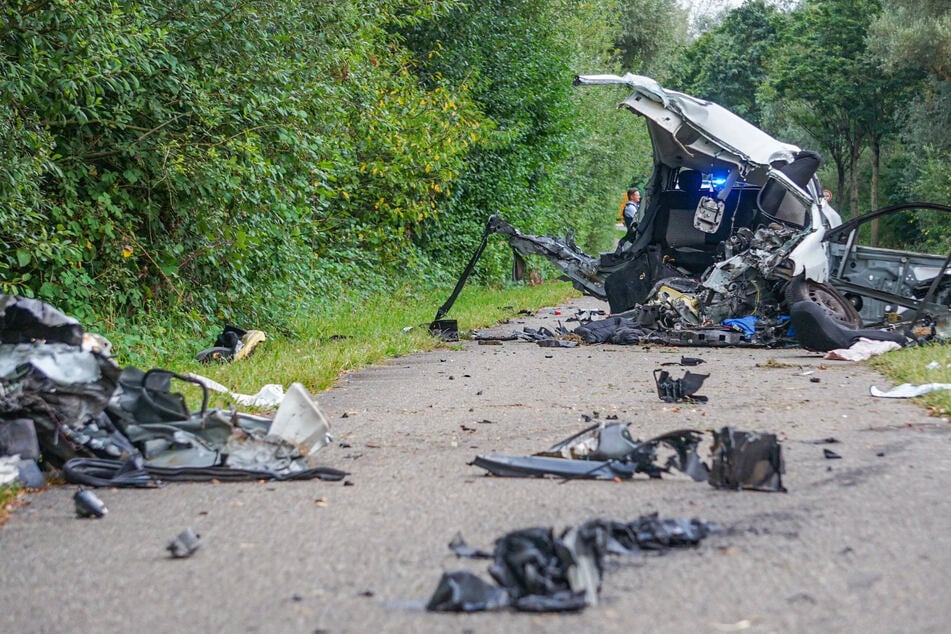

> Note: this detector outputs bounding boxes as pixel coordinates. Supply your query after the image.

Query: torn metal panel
[709,427,786,492]
[0,342,124,466]
[473,423,707,482]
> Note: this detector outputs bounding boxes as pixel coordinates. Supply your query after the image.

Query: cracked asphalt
[2,296,950,633]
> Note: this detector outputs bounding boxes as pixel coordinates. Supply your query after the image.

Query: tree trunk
[848,142,862,220]
[832,154,846,216]
[870,137,881,246]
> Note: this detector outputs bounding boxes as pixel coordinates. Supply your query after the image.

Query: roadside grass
[868,342,951,418]
[153,281,580,409]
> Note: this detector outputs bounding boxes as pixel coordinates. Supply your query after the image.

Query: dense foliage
[1,0,946,342]
[1,0,662,337]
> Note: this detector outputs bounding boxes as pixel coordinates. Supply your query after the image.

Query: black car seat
[757,150,821,227]
[657,169,713,273]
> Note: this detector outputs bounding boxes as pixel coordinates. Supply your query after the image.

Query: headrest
[677,169,702,192]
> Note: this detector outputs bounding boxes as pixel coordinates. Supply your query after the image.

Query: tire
[785,278,863,329]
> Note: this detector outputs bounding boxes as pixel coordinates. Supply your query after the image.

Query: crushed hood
[574,74,800,174]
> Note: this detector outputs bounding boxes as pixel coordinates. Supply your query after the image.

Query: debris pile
[0,295,345,488]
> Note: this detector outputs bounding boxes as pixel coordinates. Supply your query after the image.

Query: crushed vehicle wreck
[0,294,346,488]
[434,74,949,347]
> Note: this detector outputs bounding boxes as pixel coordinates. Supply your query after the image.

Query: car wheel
[785,278,862,329]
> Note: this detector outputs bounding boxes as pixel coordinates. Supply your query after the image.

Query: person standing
[622,187,641,233]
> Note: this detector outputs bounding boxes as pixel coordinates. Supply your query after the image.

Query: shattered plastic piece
[801,437,840,445]
[267,383,332,461]
[472,454,639,480]
[709,427,786,492]
[869,383,951,398]
[659,356,706,367]
[74,488,108,518]
[167,527,201,558]
[427,513,715,613]
[474,424,707,482]
[426,571,510,612]
[654,369,709,403]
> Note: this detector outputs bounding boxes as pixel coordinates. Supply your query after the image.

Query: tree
[669,0,787,127]
[761,0,885,219]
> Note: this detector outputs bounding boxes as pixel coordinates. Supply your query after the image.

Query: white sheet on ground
[823,338,902,361]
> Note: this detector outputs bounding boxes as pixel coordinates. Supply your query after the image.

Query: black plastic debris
[1,333,124,467]
[429,319,459,342]
[709,427,786,492]
[660,356,706,367]
[535,339,578,348]
[517,326,570,342]
[73,488,108,518]
[823,448,842,459]
[427,513,715,613]
[788,301,906,352]
[427,571,510,612]
[472,423,708,482]
[802,437,840,445]
[195,325,266,363]
[574,316,667,345]
[654,369,709,403]
[0,295,84,346]
[167,527,201,558]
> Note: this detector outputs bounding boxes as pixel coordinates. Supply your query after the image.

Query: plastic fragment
[167,528,201,558]
[74,488,108,518]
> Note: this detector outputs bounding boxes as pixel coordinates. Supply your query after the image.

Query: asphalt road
[3,296,950,633]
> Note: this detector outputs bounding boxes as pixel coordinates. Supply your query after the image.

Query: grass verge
[119,280,581,410]
[868,342,951,418]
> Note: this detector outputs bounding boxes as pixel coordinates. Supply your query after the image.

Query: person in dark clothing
[622,187,641,233]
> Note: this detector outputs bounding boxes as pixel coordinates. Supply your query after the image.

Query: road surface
[2,296,949,633]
